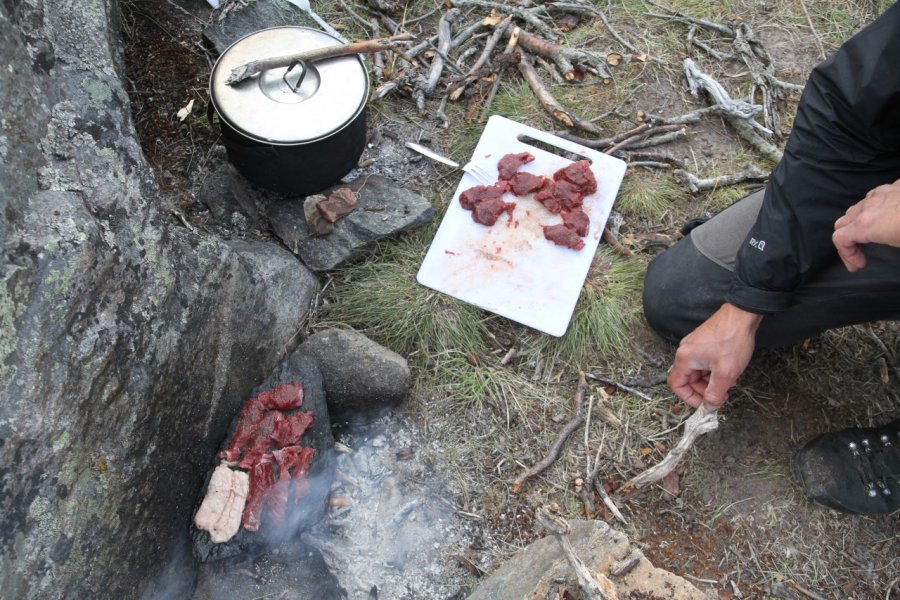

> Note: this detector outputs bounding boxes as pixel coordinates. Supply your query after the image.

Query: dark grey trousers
[643,189,900,348]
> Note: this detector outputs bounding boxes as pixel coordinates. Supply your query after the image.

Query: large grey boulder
[298,328,411,417]
[0,2,320,598]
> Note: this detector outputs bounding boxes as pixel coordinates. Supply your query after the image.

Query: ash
[303,413,477,600]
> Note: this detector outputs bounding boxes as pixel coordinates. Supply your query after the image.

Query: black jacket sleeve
[726,2,900,314]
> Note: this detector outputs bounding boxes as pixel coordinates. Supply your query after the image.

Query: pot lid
[210,27,369,145]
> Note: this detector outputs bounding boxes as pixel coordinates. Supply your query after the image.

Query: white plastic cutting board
[417,115,627,337]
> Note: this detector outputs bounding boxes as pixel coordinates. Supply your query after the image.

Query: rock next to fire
[298,328,411,418]
[260,174,436,271]
[192,353,335,563]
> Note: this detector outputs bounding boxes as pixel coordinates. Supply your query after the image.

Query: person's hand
[833,179,900,272]
[667,303,763,409]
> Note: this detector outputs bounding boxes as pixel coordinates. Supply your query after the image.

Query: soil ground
[121,1,899,598]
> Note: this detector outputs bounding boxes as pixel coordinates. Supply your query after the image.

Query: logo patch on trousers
[749,237,766,251]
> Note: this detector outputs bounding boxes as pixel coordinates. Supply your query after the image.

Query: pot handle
[282,60,308,93]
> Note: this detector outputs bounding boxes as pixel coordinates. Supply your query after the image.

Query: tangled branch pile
[327,0,802,187]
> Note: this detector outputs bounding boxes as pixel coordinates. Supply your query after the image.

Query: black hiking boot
[791,418,900,515]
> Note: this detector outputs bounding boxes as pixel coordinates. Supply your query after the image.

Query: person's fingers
[702,367,735,408]
[668,364,705,407]
[833,228,867,271]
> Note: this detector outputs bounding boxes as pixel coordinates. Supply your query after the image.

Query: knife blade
[404,141,460,169]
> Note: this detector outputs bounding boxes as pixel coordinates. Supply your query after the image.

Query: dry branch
[675,164,768,193]
[425,8,461,96]
[518,53,605,135]
[225,33,414,85]
[451,0,559,40]
[512,372,587,493]
[683,58,783,162]
[512,28,614,81]
[620,404,719,491]
[535,504,620,600]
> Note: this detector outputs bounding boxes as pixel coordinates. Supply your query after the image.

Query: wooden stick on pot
[225,33,414,86]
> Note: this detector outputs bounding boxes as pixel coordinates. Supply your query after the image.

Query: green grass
[318,231,492,359]
[530,248,645,369]
[617,171,684,222]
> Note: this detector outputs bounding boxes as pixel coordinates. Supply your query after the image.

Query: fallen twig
[797,0,827,60]
[225,33,414,85]
[687,24,729,60]
[535,504,620,600]
[592,477,628,525]
[620,404,719,491]
[512,28,614,81]
[451,0,560,40]
[512,372,587,493]
[602,225,633,257]
[683,59,783,162]
[675,164,768,193]
[518,52,605,135]
[425,8,461,96]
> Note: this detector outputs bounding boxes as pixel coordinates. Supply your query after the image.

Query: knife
[404,141,461,169]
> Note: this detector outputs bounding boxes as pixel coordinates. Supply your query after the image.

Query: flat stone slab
[261,174,435,271]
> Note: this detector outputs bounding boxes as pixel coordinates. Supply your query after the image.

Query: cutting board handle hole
[516,135,591,164]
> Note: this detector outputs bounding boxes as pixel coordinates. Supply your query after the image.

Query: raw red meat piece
[561,209,590,237]
[264,479,290,526]
[316,188,358,223]
[238,412,278,470]
[272,411,314,448]
[535,183,562,214]
[220,396,267,463]
[553,178,585,211]
[508,172,548,196]
[274,445,315,480]
[473,198,516,226]
[459,183,507,210]
[258,381,304,411]
[553,160,597,195]
[243,455,275,531]
[497,152,535,180]
[274,445,315,507]
[543,224,585,250]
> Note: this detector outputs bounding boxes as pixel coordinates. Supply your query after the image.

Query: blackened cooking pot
[209,27,369,196]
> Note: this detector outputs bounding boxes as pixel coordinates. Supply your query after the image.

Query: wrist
[719,302,764,334]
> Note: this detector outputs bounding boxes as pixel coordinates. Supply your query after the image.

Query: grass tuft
[617,171,684,222]
[318,232,492,358]
[530,248,644,369]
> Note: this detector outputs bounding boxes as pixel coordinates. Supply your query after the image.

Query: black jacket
[728,2,900,314]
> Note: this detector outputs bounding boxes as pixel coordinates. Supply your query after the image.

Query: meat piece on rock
[257,381,304,411]
[561,209,590,237]
[194,464,250,543]
[459,183,507,211]
[553,159,597,195]
[238,411,278,470]
[509,172,549,196]
[220,396,267,462]
[243,455,276,532]
[272,411,314,448]
[497,152,535,180]
[543,224,585,250]
[316,188,358,223]
[473,198,516,226]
